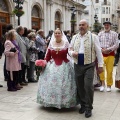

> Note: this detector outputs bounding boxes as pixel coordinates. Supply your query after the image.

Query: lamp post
[69,6,77,34]
[113,24,118,31]
[93,14,99,33]
[13,0,25,25]
[94,14,98,23]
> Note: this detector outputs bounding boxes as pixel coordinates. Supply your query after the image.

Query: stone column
[43,0,47,35]
[46,0,53,33]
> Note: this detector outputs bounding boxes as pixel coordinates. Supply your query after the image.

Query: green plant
[70,20,76,23]
[93,22,102,33]
[12,8,25,17]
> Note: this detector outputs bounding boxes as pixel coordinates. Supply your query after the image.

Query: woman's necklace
[56,39,62,43]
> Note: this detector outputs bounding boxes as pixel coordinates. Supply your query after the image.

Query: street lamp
[13,0,25,25]
[69,6,77,34]
[93,14,100,33]
[94,14,98,23]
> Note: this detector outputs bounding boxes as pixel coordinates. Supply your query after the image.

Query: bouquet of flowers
[35,59,47,80]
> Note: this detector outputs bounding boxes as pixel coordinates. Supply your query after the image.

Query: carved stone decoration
[0,0,9,12]
[47,0,54,6]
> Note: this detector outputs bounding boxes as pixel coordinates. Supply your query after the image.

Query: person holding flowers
[37,28,77,109]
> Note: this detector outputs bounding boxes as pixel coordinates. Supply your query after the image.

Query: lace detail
[49,41,69,51]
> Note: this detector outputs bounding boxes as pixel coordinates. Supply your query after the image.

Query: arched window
[31,5,41,31]
[55,11,61,29]
[0,0,10,37]
[32,6,40,17]
[96,0,99,3]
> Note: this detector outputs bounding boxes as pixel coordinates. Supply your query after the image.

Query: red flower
[35,60,47,67]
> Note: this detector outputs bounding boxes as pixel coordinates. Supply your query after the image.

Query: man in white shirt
[69,19,103,118]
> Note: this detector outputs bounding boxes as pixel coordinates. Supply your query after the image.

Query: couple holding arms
[37,19,104,118]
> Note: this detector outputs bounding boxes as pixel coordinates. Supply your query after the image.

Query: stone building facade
[82,0,120,32]
[0,0,85,36]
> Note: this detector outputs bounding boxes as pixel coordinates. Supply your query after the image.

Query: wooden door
[32,17,40,31]
[0,12,10,38]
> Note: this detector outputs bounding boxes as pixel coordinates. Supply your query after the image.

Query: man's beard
[80,29,86,35]
[105,28,110,32]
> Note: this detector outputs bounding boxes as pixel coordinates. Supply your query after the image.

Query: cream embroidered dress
[37,41,77,108]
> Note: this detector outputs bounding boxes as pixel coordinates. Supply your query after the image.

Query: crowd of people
[0,25,51,90]
[0,19,120,118]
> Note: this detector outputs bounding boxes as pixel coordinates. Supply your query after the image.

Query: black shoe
[0,84,3,87]
[20,82,28,86]
[24,80,28,83]
[28,79,37,83]
[79,107,85,114]
[85,109,92,118]
[52,107,59,110]
[7,87,17,92]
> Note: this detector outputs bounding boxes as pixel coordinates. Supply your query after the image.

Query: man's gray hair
[16,26,23,33]
[79,19,89,25]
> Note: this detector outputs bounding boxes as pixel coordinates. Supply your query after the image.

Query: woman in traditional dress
[37,28,77,109]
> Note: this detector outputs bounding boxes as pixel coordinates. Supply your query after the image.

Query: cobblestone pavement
[0,57,120,120]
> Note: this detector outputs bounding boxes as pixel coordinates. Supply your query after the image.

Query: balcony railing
[101,2,111,6]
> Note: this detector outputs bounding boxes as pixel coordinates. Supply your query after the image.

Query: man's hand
[102,49,111,54]
[72,52,78,59]
[98,67,104,74]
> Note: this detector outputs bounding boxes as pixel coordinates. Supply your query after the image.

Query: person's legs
[12,71,20,90]
[28,61,37,82]
[4,57,8,81]
[106,56,114,91]
[114,52,119,66]
[99,57,107,91]
[7,71,17,91]
[84,63,95,110]
[16,71,23,88]
[74,64,86,113]
[20,63,28,85]
[83,63,95,118]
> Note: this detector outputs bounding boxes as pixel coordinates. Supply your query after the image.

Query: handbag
[10,47,16,52]
[115,80,120,89]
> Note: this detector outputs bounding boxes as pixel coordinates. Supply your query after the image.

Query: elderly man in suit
[69,19,103,118]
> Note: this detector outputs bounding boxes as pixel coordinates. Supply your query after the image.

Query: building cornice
[67,0,86,9]
[47,0,86,10]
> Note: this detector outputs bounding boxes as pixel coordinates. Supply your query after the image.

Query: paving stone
[0,57,120,120]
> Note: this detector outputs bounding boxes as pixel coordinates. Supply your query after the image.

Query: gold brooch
[56,48,60,54]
